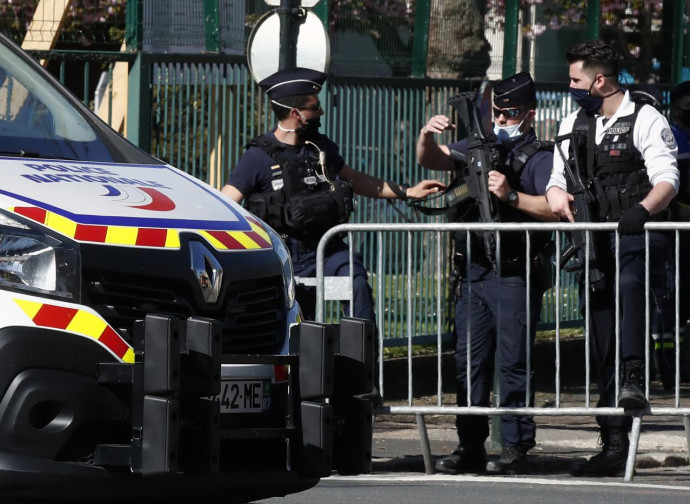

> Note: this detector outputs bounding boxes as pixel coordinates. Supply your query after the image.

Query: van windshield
[0,43,113,162]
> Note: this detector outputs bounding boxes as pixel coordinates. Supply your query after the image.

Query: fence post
[664,0,685,84]
[586,0,600,40]
[126,53,152,152]
[501,0,519,78]
[411,0,430,77]
[125,0,143,51]
[203,0,221,53]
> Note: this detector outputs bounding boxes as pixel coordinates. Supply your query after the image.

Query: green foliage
[0,0,126,48]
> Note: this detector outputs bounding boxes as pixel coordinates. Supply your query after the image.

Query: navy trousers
[289,238,375,323]
[585,231,671,430]
[453,262,541,451]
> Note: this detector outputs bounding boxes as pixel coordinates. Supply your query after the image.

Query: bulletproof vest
[244,134,354,240]
[571,104,652,221]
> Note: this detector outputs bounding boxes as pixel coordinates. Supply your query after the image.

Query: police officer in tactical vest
[546,40,679,477]
[669,81,690,348]
[222,67,445,323]
[416,72,557,475]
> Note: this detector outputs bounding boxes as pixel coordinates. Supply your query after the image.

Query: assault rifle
[448,83,501,264]
[555,132,605,289]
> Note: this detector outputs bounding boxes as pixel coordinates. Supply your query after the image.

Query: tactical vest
[458,138,554,267]
[244,134,354,242]
[570,104,652,221]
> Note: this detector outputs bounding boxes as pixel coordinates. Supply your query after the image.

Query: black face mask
[296,117,321,142]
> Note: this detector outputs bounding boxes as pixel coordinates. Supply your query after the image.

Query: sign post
[248,0,329,83]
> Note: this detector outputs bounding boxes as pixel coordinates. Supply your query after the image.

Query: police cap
[259,67,326,100]
[493,72,536,108]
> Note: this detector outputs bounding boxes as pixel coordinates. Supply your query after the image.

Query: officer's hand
[408,179,446,199]
[546,187,575,222]
[618,203,650,235]
[422,115,456,135]
[487,170,510,200]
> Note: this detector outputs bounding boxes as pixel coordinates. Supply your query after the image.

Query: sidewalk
[371,386,690,480]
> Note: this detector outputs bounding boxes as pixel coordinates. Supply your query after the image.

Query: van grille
[84,272,285,354]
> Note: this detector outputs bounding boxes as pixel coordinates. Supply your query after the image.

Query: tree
[0,0,126,49]
[426,0,491,78]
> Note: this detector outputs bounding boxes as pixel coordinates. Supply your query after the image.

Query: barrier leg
[624,413,643,482]
[683,415,690,459]
[416,414,434,475]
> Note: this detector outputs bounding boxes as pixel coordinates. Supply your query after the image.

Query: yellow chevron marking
[229,231,260,249]
[13,298,43,319]
[45,212,78,238]
[165,229,181,248]
[122,347,135,363]
[66,310,107,339]
[249,221,271,244]
[198,230,227,250]
[105,226,138,246]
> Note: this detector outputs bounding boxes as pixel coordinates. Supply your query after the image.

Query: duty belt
[474,253,526,277]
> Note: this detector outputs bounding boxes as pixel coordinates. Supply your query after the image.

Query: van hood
[0,158,272,250]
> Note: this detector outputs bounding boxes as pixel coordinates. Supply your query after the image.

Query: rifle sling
[585,114,610,219]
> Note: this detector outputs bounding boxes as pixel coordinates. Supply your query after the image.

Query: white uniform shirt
[547,91,679,194]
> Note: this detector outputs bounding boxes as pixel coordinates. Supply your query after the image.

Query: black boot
[435,444,486,474]
[485,445,529,475]
[618,359,648,409]
[570,427,630,477]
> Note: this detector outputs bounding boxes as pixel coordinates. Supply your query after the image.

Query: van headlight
[263,224,295,309]
[0,212,81,300]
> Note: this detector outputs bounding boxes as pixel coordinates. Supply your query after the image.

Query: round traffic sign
[247,10,330,84]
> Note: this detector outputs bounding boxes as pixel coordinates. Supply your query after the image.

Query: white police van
[0,32,374,502]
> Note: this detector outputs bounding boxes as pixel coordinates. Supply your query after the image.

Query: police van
[0,33,374,502]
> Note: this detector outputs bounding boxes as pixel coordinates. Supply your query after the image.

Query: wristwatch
[507,191,518,204]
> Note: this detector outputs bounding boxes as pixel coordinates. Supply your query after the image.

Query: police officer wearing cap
[416,72,557,475]
[222,67,445,323]
[546,40,679,477]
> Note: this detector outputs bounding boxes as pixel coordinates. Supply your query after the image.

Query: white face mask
[493,115,527,142]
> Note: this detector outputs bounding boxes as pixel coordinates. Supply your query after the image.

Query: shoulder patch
[661,127,677,149]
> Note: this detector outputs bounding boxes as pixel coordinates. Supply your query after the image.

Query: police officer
[668,81,690,381]
[416,72,556,475]
[545,40,679,477]
[222,67,445,322]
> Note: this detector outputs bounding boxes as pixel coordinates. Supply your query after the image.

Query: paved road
[251,473,690,504]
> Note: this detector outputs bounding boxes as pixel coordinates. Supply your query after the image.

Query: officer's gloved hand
[618,203,650,235]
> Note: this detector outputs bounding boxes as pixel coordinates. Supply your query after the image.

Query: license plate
[217,380,271,413]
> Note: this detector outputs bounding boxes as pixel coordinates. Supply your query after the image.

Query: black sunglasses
[493,107,524,119]
[299,102,322,112]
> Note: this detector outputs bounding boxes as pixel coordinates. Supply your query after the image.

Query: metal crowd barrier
[313,221,690,482]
